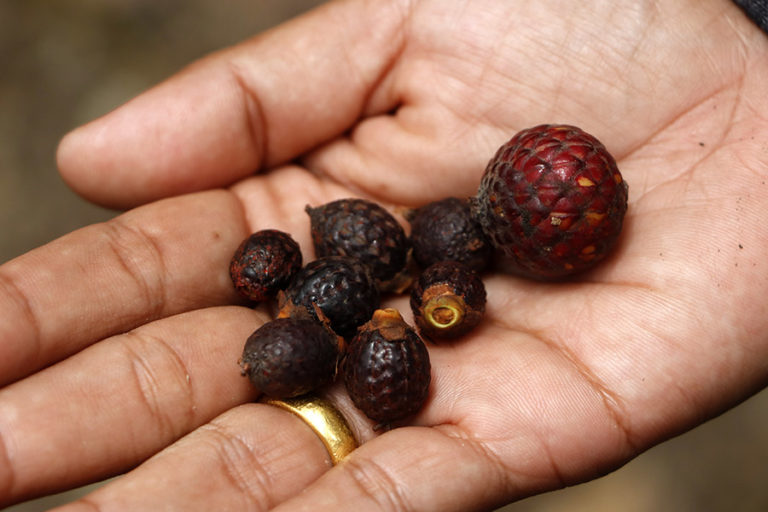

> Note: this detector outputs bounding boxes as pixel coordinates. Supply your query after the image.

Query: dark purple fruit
[343,308,431,426]
[229,229,302,302]
[306,198,409,282]
[472,124,628,280]
[408,197,492,272]
[410,261,486,340]
[283,255,380,338]
[239,307,341,398]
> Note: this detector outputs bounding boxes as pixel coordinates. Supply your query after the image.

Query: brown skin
[1,0,767,510]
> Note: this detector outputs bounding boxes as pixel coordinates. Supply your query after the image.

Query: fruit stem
[424,295,465,331]
[369,308,409,340]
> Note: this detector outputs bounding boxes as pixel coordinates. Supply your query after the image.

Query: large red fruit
[472,124,628,279]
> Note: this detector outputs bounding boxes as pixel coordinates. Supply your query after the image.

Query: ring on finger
[260,394,358,465]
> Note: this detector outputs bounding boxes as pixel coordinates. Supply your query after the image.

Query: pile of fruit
[231,124,629,428]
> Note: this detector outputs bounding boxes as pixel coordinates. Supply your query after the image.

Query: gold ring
[260,394,357,465]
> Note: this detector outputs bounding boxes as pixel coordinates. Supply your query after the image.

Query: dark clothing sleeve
[733,0,768,34]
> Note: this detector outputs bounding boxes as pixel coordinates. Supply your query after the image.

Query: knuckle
[200,418,273,511]
[340,457,412,512]
[100,219,168,319]
[119,331,197,442]
[0,268,42,375]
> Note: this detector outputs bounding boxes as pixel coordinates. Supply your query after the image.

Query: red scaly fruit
[472,124,629,280]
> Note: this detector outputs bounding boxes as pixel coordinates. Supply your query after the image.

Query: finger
[0,190,247,385]
[50,404,333,512]
[0,305,263,506]
[56,0,410,209]
[268,427,518,512]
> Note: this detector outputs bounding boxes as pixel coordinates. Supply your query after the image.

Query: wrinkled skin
[1,0,767,510]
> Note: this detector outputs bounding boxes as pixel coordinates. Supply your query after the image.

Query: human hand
[2,0,767,510]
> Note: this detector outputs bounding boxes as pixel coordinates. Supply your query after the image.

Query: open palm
[1,0,767,510]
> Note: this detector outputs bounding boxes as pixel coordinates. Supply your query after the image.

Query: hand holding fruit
[1,1,767,510]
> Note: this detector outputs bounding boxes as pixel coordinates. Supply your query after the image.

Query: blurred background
[1,1,767,510]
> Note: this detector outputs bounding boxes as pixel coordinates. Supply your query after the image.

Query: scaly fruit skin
[306,198,409,282]
[473,124,628,279]
[229,229,302,302]
[343,309,431,425]
[284,256,380,338]
[410,261,486,341]
[239,309,340,398]
[408,197,492,273]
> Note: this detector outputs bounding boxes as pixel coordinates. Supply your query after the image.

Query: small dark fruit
[343,308,431,426]
[229,229,302,302]
[408,197,492,272]
[472,124,629,280]
[410,261,486,340]
[239,306,342,399]
[283,255,380,338]
[306,198,409,282]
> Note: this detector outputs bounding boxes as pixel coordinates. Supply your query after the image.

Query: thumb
[57,0,408,209]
